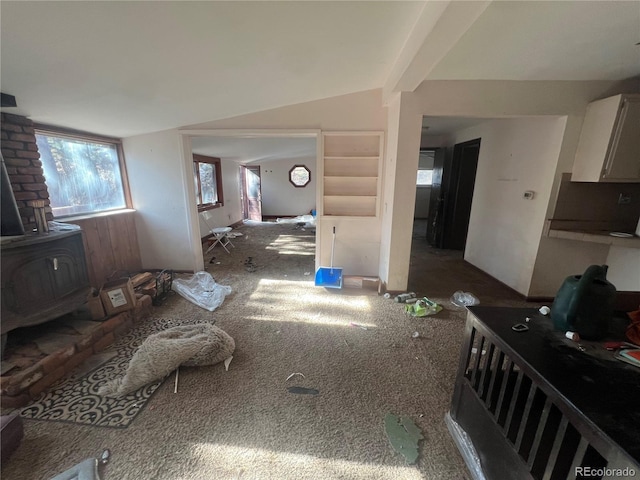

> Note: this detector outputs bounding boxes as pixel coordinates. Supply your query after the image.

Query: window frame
[33,124,132,218]
[193,154,224,212]
[288,164,311,188]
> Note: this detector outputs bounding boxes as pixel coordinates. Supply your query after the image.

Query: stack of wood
[130,271,173,301]
[131,272,157,299]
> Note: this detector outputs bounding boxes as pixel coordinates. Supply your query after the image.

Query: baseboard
[462,260,531,302]
[525,295,554,303]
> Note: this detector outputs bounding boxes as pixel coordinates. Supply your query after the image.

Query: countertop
[547,228,640,248]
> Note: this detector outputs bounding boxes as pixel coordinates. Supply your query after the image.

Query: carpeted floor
[2,220,534,480]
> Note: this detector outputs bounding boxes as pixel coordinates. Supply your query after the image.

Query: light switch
[523,190,535,200]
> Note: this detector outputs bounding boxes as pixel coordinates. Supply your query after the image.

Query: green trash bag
[405,297,442,317]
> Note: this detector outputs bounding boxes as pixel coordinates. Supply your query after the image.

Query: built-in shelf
[323,177,377,196]
[323,195,377,217]
[321,132,383,217]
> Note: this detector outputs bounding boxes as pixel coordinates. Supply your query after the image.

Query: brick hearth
[0,295,153,409]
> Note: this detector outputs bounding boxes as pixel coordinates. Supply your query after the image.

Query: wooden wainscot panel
[68,211,142,288]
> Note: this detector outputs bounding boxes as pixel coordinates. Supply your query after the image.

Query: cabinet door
[5,256,56,315]
[604,96,640,181]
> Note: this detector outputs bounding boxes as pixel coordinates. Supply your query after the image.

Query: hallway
[407,220,533,307]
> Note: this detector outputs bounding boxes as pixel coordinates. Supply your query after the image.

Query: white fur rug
[98,323,235,397]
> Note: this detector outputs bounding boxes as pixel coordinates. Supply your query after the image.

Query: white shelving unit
[321,132,383,217]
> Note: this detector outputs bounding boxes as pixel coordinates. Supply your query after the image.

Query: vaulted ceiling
[2,1,639,139]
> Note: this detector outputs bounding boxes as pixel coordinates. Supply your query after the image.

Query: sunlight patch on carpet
[189,443,424,480]
[252,279,373,310]
[266,235,316,255]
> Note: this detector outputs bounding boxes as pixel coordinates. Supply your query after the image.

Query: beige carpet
[2,220,533,480]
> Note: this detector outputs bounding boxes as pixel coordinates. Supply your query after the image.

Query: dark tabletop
[468,305,640,465]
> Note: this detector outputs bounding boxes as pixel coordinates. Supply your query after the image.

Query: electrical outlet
[618,194,631,205]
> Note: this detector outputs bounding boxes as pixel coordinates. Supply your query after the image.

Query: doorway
[242,165,262,221]
[426,138,480,251]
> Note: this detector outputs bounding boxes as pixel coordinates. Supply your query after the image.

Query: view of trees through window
[193,154,223,210]
[36,133,126,217]
[289,165,311,187]
[198,162,218,204]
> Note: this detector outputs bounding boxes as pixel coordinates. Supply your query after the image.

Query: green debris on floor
[384,414,424,464]
[404,297,442,317]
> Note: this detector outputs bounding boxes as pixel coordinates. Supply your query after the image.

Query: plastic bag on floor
[451,291,479,307]
[405,297,442,317]
[173,271,232,312]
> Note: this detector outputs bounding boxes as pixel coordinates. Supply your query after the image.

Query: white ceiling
[1,1,639,139]
[427,1,640,81]
[0,1,422,137]
[191,136,316,164]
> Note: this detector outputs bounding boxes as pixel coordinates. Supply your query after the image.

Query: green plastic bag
[405,297,442,317]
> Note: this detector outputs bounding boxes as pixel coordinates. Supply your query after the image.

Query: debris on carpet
[384,414,424,464]
[405,297,442,317]
[173,271,232,311]
[287,386,319,395]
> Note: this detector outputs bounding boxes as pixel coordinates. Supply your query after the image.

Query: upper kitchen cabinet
[571,94,640,183]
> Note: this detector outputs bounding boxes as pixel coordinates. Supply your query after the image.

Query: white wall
[380,92,423,289]
[606,246,640,291]
[378,79,640,293]
[198,159,243,237]
[451,117,566,295]
[257,156,316,217]
[123,89,387,277]
[123,129,202,272]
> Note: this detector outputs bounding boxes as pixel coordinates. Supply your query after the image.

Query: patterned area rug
[20,317,198,428]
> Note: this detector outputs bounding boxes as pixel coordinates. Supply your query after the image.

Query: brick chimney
[1,113,52,232]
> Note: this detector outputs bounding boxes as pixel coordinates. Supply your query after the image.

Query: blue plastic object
[315,226,342,288]
[314,267,343,289]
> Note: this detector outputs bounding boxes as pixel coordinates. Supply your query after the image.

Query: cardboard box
[87,288,106,320]
[100,278,136,316]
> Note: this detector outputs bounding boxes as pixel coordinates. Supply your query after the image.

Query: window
[417,169,433,186]
[289,165,311,187]
[35,128,129,218]
[193,154,223,211]
[417,149,435,187]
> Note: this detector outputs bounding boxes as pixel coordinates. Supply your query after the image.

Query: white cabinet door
[571,94,640,183]
[604,96,640,181]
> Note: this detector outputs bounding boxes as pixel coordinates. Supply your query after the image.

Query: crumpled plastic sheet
[451,291,480,307]
[173,271,232,312]
[275,214,316,228]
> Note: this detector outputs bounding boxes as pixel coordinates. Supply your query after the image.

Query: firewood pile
[131,270,174,305]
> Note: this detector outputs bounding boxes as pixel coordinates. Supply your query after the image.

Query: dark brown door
[242,165,262,221]
[426,139,480,250]
[426,148,447,247]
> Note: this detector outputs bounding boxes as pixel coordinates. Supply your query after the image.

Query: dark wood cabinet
[448,306,639,480]
[1,231,90,336]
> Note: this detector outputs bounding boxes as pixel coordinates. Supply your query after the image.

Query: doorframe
[178,129,321,272]
[241,164,262,221]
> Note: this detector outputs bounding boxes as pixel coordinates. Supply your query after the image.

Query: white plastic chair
[205,226,235,254]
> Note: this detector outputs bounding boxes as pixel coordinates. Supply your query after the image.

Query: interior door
[443,138,480,250]
[242,165,262,221]
[426,139,480,250]
[426,149,447,247]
